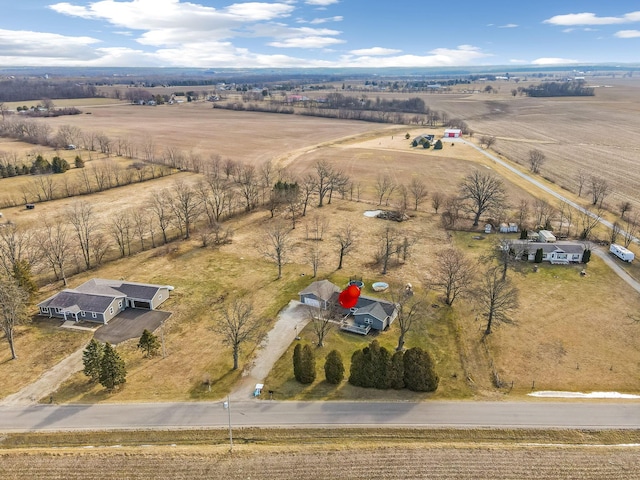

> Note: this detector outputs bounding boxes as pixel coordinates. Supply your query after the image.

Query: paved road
[0,400,638,432]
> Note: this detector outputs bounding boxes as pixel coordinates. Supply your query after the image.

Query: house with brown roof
[38,279,173,324]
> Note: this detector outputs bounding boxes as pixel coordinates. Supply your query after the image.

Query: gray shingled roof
[514,241,585,255]
[76,278,163,301]
[38,290,119,313]
[299,280,340,302]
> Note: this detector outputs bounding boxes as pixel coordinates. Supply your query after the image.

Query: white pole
[226,395,233,451]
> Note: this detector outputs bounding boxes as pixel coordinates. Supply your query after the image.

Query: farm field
[1,84,640,405]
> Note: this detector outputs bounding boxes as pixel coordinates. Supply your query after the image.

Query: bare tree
[150,191,173,244]
[131,208,149,251]
[431,191,444,213]
[110,211,133,257]
[305,214,329,241]
[623,212,640,248]
[428,247,474,306]
[308,242,322,278]
[214,299,262,370]
[441,195,463,228]
[376,225,401,275]
[459,170,506,226]
[409,178,428,211]
[527,149,546,174]
[479,135,497,149]
[575,169,588,197]
[610,221,621,245]
[259,222,293,279]
[375,174,394,206]
[235,163,260,212]
[589,176,610,207]
[390,287,424,352]
[0,224,34,278]
[36,218,72,286]
[477,266,519,335]
[0,275,29,360]
[314,160,334,207]
[516,199,530,231]
[533,198,556,230]
[300,173,317,216]
[67,201,97,270]
[334,223,356,270]
[170,180,202,239]
[578,205,604,240]
[619,201,632,219]
[308,304,336,347]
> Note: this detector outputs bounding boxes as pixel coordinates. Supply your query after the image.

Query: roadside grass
[0,319,92,399]
[1,427,638,449]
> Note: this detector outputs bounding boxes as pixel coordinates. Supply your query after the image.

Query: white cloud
[349,47,402,56]
[341,45,490,68]
[310,16,343,24]
[544,11,640,26]
[615,30,640,38]
[269,36,344,48]
[305,0,339,5]
[509,59,528,64]
[0,28,100,58]
[499,23,518,28]
[532,57,579,65]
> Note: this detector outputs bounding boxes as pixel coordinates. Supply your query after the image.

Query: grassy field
[1,428,639,480]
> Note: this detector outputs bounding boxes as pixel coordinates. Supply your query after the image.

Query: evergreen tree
[582,249,591,263]
[293,343,303,382]
[82,339,104,382]
[372,342,391,389]
[534,248,543,263]
[388,350,405,389]
[299,344,316,384]
[348,349,365,386]
[12,259,38,297]
[324,349,344,384]
[137,329,160,357]
[403,347,439,392]
[51,156,70,173]
[99,342,127,390]
[75,156,85,168]
[434,139,443,150]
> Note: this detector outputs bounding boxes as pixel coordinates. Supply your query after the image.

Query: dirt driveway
[94,309,171,345]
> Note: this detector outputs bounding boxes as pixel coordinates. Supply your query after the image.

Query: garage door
[133,300,151,309]
[303,297,321,308]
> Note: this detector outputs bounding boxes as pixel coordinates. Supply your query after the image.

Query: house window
[92,312,97,319]
[364,318,372,325]
[118,301,123,308]
[159,294,162,299]
[109,307,114,314]
[81,311,85,317]
[42,307,49,313]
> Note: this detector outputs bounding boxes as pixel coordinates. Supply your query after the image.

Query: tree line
[0,79,98,102]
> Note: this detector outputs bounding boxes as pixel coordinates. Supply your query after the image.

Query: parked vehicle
[610,243,634,262]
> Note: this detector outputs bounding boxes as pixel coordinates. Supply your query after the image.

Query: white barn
[444,128,462,138]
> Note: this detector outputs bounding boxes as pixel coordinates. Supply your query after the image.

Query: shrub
[434,139,443,150]
[403,347,438,392]
[324,350,344,384]
[299,344,316,384]
[534,248,543,263]
[582,249,591,263]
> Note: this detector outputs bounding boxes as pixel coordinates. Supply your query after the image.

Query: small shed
[444,128,462,138]
[508,223,519,233]
[499,223,509,233]
[484,224,492,234]
[538,230,556,243]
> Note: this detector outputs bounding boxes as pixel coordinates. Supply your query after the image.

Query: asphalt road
[0,400,639,432]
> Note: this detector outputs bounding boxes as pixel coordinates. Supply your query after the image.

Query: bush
[534,248,543,263]
[434,139,443,150]
[299,344,316,384]
[51,156,70,173]
[324,350,344,384]
[582,249,591,263]
[75,156,85,168]
[403,347,438,392]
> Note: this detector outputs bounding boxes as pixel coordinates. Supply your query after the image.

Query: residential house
[512,241,585,264]
[38,278,172,324]
[299,279,340,309]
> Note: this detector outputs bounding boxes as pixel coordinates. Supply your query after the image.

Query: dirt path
[0,345,87,406]
[230,300,309,400]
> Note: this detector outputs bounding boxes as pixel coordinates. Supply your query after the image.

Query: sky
[0,0,639,69]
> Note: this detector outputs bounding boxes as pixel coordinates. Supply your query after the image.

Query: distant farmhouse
[38,279,173,324]
[299,280,398,335]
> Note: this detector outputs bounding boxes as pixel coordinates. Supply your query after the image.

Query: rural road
[0,400,639,432]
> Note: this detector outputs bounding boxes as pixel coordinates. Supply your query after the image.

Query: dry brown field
[2,443,639,480]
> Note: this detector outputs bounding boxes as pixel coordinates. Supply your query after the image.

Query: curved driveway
[0,400,639,432]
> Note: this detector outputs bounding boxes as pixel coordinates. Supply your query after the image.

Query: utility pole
[223,395,233,451]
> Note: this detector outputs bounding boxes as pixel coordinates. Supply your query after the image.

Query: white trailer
[610,243,634,262]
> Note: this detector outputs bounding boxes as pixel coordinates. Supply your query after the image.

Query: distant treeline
[0,79,98,102]
[522,81,594,97]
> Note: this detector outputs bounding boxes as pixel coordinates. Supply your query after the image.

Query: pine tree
[534,248,543,263]
[293,343,303,382]
[82,339,103,382]
[324,350,344,384]
[137,329,160,357]
[299,344,316,384]
[99,342,127,390]
[403,347,439,392]
[348,349,365,387]
[434,139,443,150]
[388,350,405,389]
[12,259,38,298]
[582,249,591,263]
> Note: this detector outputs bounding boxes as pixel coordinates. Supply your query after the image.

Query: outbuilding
[444,128,462,138]
[538,230,556,243]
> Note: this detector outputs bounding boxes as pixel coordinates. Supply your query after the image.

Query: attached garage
[131,300,152,309]
[303,297,321,308]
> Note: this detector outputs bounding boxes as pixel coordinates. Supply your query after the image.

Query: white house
[511,241,585,264]
[444,128,462,138]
